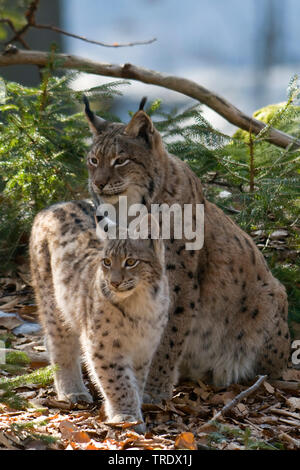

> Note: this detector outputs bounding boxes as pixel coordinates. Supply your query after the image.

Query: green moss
[6,350,30,366]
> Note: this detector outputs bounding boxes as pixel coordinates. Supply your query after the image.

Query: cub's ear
[94,210,117,241]
[83,95,108,136]
[125,100,154,146]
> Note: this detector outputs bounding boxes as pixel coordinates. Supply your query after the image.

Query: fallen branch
[1,49,300,150]
[268,379,300,392]
[211,375,267,422]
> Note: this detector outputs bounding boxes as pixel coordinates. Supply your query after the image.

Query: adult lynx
[30,200,168,431]
[83,97,290,402]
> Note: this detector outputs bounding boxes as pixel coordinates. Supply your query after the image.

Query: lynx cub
[30,200,168,432]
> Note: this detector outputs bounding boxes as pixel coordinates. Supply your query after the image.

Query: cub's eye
[125,258,139,268]
[113,157,130,167]
[102,258,111,267]
[89,157,98,167]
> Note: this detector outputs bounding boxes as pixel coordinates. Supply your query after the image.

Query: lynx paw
[57,390,93,404]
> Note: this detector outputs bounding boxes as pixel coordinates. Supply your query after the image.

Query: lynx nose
[111,281,121,289]
[94,179,107,191]
[93,169,110,191]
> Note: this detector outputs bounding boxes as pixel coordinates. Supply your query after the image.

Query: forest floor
[0,272,299,451]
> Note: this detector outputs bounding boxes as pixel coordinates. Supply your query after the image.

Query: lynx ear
[125,105,154,146]
[83,95,108,136]
[94,207,117,241]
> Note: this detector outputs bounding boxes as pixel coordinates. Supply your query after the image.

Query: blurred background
[2,0,300,134]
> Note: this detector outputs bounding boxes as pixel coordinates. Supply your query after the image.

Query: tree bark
[1,49,300,149]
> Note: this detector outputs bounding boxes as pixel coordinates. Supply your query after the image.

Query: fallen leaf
[105,420,141,429]
[236,403,248,414]
[59,420,78,440]
[209,391,236,405]
[85,441,101,450]
[59,420,91,444]
[263,382,275,394]
[72,431,91,444]
[286,397,300,411]
[174,432,197,450]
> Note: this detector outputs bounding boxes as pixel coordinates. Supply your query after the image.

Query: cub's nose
[111,281,121,289]
[94,181,106,191]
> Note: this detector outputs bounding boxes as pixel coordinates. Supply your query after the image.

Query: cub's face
[84,98,165,207]
[99,238,164,300]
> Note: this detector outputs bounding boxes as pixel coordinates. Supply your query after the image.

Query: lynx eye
[102,258,111,267]
[113,157,130,167]
[89,156,99,167]
[124,258,139,268]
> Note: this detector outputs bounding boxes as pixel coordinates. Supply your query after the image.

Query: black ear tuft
[83,95,95,123]
[139,97,147,111]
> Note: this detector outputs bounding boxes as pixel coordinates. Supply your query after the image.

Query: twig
[0,19,30,49]
[249,128,255,192]
[218,204,241,215]
[1,50,300,150]
[268,408,300,421]
[2,0,156,50]
[268,379,300,392]
[32,24,157,48]
[3,0,39,48]
[211,375,267,422]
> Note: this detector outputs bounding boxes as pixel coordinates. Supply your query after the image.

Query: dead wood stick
[268,408,300,421]
[268,379,300,391]
[1,49,300,150]
[211,375,267,422]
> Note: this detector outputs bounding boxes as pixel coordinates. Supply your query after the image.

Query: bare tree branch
[31,24,157,48]
[0,19,30,49]
[3,0,40,48]
[1,0,156,50]
[1,48,300,150]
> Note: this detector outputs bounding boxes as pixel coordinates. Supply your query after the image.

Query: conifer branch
[1,48,300,150]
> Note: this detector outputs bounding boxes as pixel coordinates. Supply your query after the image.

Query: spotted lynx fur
[83,97,290,402]
[30,200,168,431]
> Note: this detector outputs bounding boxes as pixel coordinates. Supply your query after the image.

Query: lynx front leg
[135,360,151,402]
[40,301,92,403]
[144,284,196,403]
[85,345,145,433]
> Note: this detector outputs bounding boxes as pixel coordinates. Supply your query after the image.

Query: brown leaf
[73,431,91,444]
[59,420,91,444]
[85,442,101,450]
[209,391,236,405]
[236,403,248,414]
[59,420,78,440]
[286,397,300,411]
[105,420,141,429]
[174,432,197,450]
[263,382,275,394]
